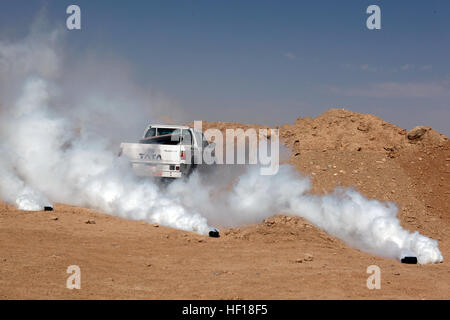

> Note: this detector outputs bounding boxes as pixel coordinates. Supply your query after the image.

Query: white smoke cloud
[167,166,443,264]
[0,22,443,265]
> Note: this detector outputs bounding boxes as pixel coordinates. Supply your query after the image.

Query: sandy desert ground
[0,109,449,299]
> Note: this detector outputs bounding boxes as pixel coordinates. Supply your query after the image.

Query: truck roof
[147,124,191,130]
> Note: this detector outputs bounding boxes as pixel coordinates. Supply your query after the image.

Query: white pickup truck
[119,124,212,179]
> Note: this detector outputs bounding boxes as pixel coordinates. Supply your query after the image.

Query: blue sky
[1,0,450,135]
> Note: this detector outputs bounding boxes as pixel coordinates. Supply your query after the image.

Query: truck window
[193,131,209,148]
[144,128,156,138]
[139,128,181,145]
[181,130,192,145]
[157,128,181,136]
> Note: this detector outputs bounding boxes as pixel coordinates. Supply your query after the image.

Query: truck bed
[119,142,184,178]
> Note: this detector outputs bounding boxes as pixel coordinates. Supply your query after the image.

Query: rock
[407,126,428,140]
[303,253,314,262]
[357,123,369,132]
[295,258,303,264]
[51,216,58,221]
[153,223,159,228]
[85,219,96,224]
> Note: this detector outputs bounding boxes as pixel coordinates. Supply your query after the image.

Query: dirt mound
[280,108,447,155]
[194,108,447,158]
[275,109,449,248]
